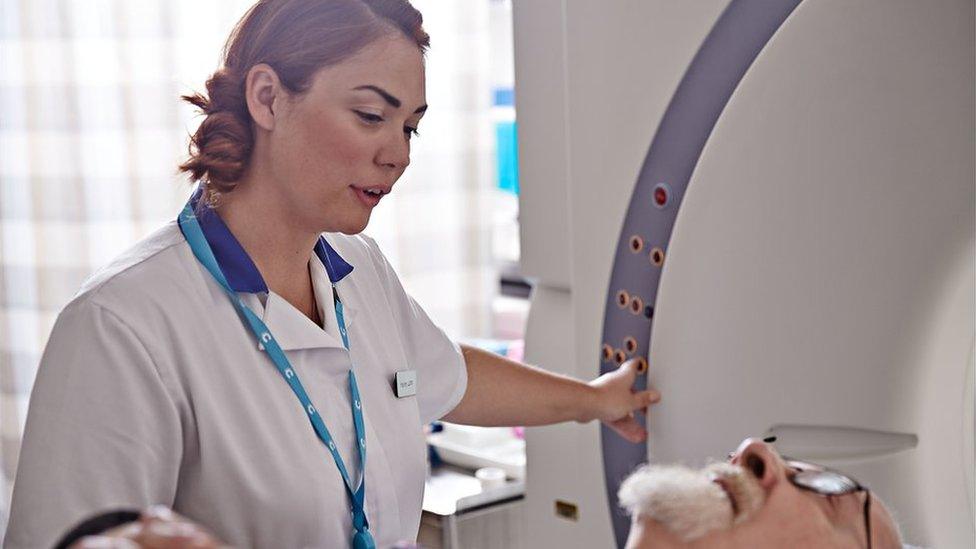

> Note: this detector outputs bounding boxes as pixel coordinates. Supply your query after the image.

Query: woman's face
[265,34,427,235]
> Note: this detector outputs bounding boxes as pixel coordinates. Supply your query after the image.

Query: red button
[654,186,668,207]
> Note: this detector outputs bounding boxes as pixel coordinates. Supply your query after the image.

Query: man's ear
[733,439,784,491]
[244,63,281,132]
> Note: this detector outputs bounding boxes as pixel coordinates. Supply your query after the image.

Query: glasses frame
[781,457,873,549]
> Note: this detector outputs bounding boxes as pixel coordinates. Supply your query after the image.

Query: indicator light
[653,183,671,208]
[650,247,665,267]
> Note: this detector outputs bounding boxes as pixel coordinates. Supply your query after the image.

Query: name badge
[394,370,417,398]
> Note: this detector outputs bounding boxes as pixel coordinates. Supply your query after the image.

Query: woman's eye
[404,126,420,139]
[354,110,383,124]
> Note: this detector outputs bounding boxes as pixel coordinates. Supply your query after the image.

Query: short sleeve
[4,299,183,549]
[364,238,468,424]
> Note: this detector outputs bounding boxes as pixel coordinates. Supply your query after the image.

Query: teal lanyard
[178,203,375,549]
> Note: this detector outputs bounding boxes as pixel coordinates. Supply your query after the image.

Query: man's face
[621,438,902,549]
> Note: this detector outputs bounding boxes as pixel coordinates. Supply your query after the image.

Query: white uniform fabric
[4,217,467,549]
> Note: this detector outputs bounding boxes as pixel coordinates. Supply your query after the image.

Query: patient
[61,506,224,549]
[619,438,903,548]
[61,507,417,548]
[65,438,902,548]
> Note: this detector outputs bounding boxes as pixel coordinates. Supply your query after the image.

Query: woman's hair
[179,0,429,197]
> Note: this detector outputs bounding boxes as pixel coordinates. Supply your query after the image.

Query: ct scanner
[512,1,974,547]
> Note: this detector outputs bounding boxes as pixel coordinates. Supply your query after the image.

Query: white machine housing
[514,1,975,547]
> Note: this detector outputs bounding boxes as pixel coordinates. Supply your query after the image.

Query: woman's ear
[732,439,784,492]
[244,63,281,132]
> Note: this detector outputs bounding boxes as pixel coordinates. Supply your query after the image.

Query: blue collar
[177,189,354,293]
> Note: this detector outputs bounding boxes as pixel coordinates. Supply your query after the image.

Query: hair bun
[179,106,252,193]
[203,69,245,114]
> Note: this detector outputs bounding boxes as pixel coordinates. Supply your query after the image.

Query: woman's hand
[586,358,661,443]
[444,344,660,432]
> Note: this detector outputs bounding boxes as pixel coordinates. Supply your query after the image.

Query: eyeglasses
[781,457,872,549]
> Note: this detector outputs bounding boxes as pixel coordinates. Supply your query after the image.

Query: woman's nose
[376,132,410,171]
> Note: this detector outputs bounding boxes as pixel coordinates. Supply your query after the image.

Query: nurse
[4,1,660,548]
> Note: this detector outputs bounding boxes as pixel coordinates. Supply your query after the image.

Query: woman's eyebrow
[353,85,427,114]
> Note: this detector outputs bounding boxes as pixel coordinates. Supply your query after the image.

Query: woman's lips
[352,186,383,208]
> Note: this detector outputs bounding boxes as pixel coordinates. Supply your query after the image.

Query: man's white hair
[618,464,734,542]
[618,462,765,543]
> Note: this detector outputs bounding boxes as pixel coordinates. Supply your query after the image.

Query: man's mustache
[618,461,765,542]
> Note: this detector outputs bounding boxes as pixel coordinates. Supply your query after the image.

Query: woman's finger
[632,389,661,410]
[610,415,647,443]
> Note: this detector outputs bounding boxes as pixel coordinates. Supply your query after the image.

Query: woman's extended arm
[441,344,660,442]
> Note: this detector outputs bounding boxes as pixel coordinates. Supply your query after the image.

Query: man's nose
[731,438,776,483]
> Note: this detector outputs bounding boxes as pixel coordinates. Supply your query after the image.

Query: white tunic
[4,209,467,549]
